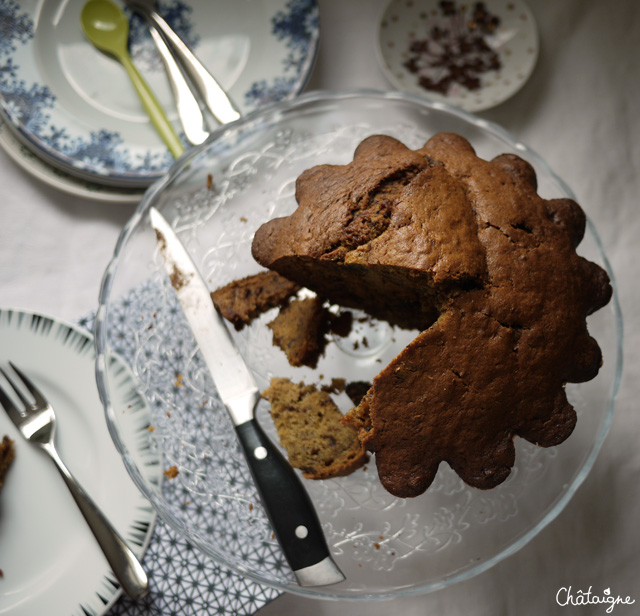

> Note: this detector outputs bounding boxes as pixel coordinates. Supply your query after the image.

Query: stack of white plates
[0,0,320,202]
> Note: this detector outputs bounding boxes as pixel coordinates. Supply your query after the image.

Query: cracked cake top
[252,132,612,498]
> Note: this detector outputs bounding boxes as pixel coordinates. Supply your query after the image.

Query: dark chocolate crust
[252,132,612,497]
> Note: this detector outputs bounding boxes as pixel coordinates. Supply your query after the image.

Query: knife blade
[149,207,345,587]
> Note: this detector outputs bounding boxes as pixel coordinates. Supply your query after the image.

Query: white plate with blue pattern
[0,119,146,203]
[0,0,319,188]
[0,309,161,616]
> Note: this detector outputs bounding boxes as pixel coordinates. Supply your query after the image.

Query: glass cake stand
[94,90,623,599]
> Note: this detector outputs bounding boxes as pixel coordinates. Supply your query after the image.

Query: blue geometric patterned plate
[0,0,319,188]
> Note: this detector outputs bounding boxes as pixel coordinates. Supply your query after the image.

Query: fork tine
[7,362,48,408]
[0,375,25,427]
[0,366,33,410]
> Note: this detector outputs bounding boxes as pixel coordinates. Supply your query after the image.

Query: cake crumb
[169,265,189,291]
[164,465,179,479]
[0,436,15,494]
[320,378,347,394]
[329,310,353,337]
[211,270,300,331]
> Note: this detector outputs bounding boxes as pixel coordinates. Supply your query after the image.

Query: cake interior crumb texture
[262,378,367,480]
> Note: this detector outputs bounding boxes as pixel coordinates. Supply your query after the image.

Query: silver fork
[147,22,210,145]
[125,0,242,126]
[0,362,149,600]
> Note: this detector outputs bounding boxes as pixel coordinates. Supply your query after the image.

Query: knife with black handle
[149,207,345,587]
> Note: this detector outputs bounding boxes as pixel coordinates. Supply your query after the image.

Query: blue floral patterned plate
[0,0,319,188]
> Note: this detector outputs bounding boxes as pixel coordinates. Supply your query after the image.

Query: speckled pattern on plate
[377,0,538,111]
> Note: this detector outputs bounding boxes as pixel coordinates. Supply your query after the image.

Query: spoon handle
[119,53,184,158]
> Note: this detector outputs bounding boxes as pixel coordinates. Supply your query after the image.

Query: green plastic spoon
[81,0,184,158]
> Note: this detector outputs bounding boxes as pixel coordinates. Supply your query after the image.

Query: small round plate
[0,309,161,616]
[377,0,539,112]
[0,120,145,204]
[0,0,319,188]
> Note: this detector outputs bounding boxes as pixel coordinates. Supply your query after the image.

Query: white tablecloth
[1,0,638,614]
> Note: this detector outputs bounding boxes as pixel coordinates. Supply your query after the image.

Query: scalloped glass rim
[94,89,623,600]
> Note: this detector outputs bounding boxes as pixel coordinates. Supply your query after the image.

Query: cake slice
[252,134,486,331]
[211,270,300,330]
[262,378,367,480]
[267,296,328,368]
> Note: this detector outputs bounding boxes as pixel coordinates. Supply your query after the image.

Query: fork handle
[44,443,149,600]
[148,25,209,145]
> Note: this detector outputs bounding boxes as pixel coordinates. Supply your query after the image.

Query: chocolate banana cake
[252,132,612,498]
[262,378,367,480]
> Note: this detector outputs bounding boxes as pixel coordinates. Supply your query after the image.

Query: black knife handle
[235,418,332,572]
